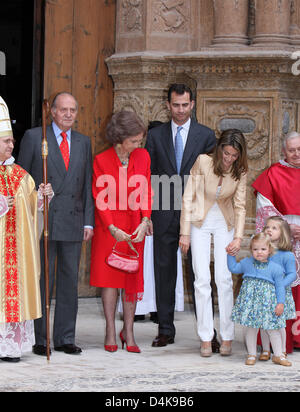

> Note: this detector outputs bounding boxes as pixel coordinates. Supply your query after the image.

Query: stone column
[290,0,300,46]
[212,0,249,47]
[252,0,292,47]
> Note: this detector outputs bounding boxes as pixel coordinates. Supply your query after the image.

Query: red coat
[90,147,152,301]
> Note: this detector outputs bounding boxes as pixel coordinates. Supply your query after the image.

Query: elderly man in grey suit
[18,92,94,355]
[145,84,216,348]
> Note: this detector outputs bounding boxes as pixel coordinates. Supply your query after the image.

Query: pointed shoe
[104,344,118,352]
[126,345,141,353]
[119,331,141,353]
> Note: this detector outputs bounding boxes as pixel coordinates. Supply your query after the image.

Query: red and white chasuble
[252,161,300,352]
[0,162,41,356]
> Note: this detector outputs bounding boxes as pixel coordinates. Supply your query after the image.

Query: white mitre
[0,96,13,138]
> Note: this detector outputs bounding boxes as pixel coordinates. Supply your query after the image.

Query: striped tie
[174,126,183,174]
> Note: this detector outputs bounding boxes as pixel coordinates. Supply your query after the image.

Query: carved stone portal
[106,0,300,301]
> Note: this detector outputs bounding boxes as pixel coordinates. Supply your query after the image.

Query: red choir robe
[252,162,300,352]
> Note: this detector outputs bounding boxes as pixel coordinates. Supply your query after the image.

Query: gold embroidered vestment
[0,164,41,323]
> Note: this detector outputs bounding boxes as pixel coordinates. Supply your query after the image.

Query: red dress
[90,147,152,302]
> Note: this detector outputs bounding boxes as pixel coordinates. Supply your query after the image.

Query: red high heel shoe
[104,344,118,352]
[119,331,141,353]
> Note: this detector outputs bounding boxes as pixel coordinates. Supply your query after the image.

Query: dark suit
[145,119,216,338]
[17,124,94,347]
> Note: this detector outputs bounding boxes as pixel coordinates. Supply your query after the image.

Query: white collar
[280,159,300,169]
[1,156,15,166]
[171,118,191,133]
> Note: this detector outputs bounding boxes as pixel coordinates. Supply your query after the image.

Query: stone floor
[1,298,300,393]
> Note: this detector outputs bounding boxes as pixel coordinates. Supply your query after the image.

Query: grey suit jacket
[17,125,94,242]
[145,119,216,235]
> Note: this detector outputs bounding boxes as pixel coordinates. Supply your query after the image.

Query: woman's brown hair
[106,110,146,145]
[212,128,248,180]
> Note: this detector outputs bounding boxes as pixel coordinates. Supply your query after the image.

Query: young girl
[228,232,294,366]
[259,216,297,361]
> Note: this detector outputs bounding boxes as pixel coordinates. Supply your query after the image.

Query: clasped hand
[225,238,242,256]
[38,183,53,198]
[109,220,152,243]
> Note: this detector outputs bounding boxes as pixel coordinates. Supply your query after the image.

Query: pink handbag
[106,240,139,273]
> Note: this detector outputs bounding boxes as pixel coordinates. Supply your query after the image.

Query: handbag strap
[112,239,139,259]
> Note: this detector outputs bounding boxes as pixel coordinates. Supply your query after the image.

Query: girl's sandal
[259,351,270,361]
[245,355,256,365]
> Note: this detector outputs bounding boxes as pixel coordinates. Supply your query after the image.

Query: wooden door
[44,0,116,296]
[44,0,116,156]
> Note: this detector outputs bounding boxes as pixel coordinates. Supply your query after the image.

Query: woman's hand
[146,220,153,236]
[226,237,242,256]
[275,303,284,317]
[109,225,131,242]
[131,221,148,243]
[179,235,190,255]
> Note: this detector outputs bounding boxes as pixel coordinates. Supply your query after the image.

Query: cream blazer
[180,154,247,238]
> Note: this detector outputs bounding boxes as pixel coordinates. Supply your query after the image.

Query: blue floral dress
[231,260,296,330]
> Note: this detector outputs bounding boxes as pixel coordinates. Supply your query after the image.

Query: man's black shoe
[1,357,20,362]
[54,344,82,354]
[32,344,51,356]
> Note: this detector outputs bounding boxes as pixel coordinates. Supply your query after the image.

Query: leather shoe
[152,334,174,347]
[54,344,82,354]
[1,357,20,362]
[211,329,220,353]
[33,344,51,356]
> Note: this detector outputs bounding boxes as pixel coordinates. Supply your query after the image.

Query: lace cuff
[37,190,54,211]
[0,194,9,218]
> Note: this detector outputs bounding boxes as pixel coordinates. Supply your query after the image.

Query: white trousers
[191,203,235,342]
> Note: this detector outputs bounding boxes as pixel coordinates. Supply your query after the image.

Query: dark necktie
[60,132,70,170]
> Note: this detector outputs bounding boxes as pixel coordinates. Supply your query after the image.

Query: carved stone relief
[201,99,270,163]
[151,0,190,33]
[120,0,143,33]
[197,96,273,219]
[282,100,297,135]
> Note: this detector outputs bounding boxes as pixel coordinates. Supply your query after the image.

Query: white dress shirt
[171,118,191,151]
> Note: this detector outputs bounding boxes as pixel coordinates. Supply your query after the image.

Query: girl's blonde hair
[263,216,293,251]
[250,232,275,255]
